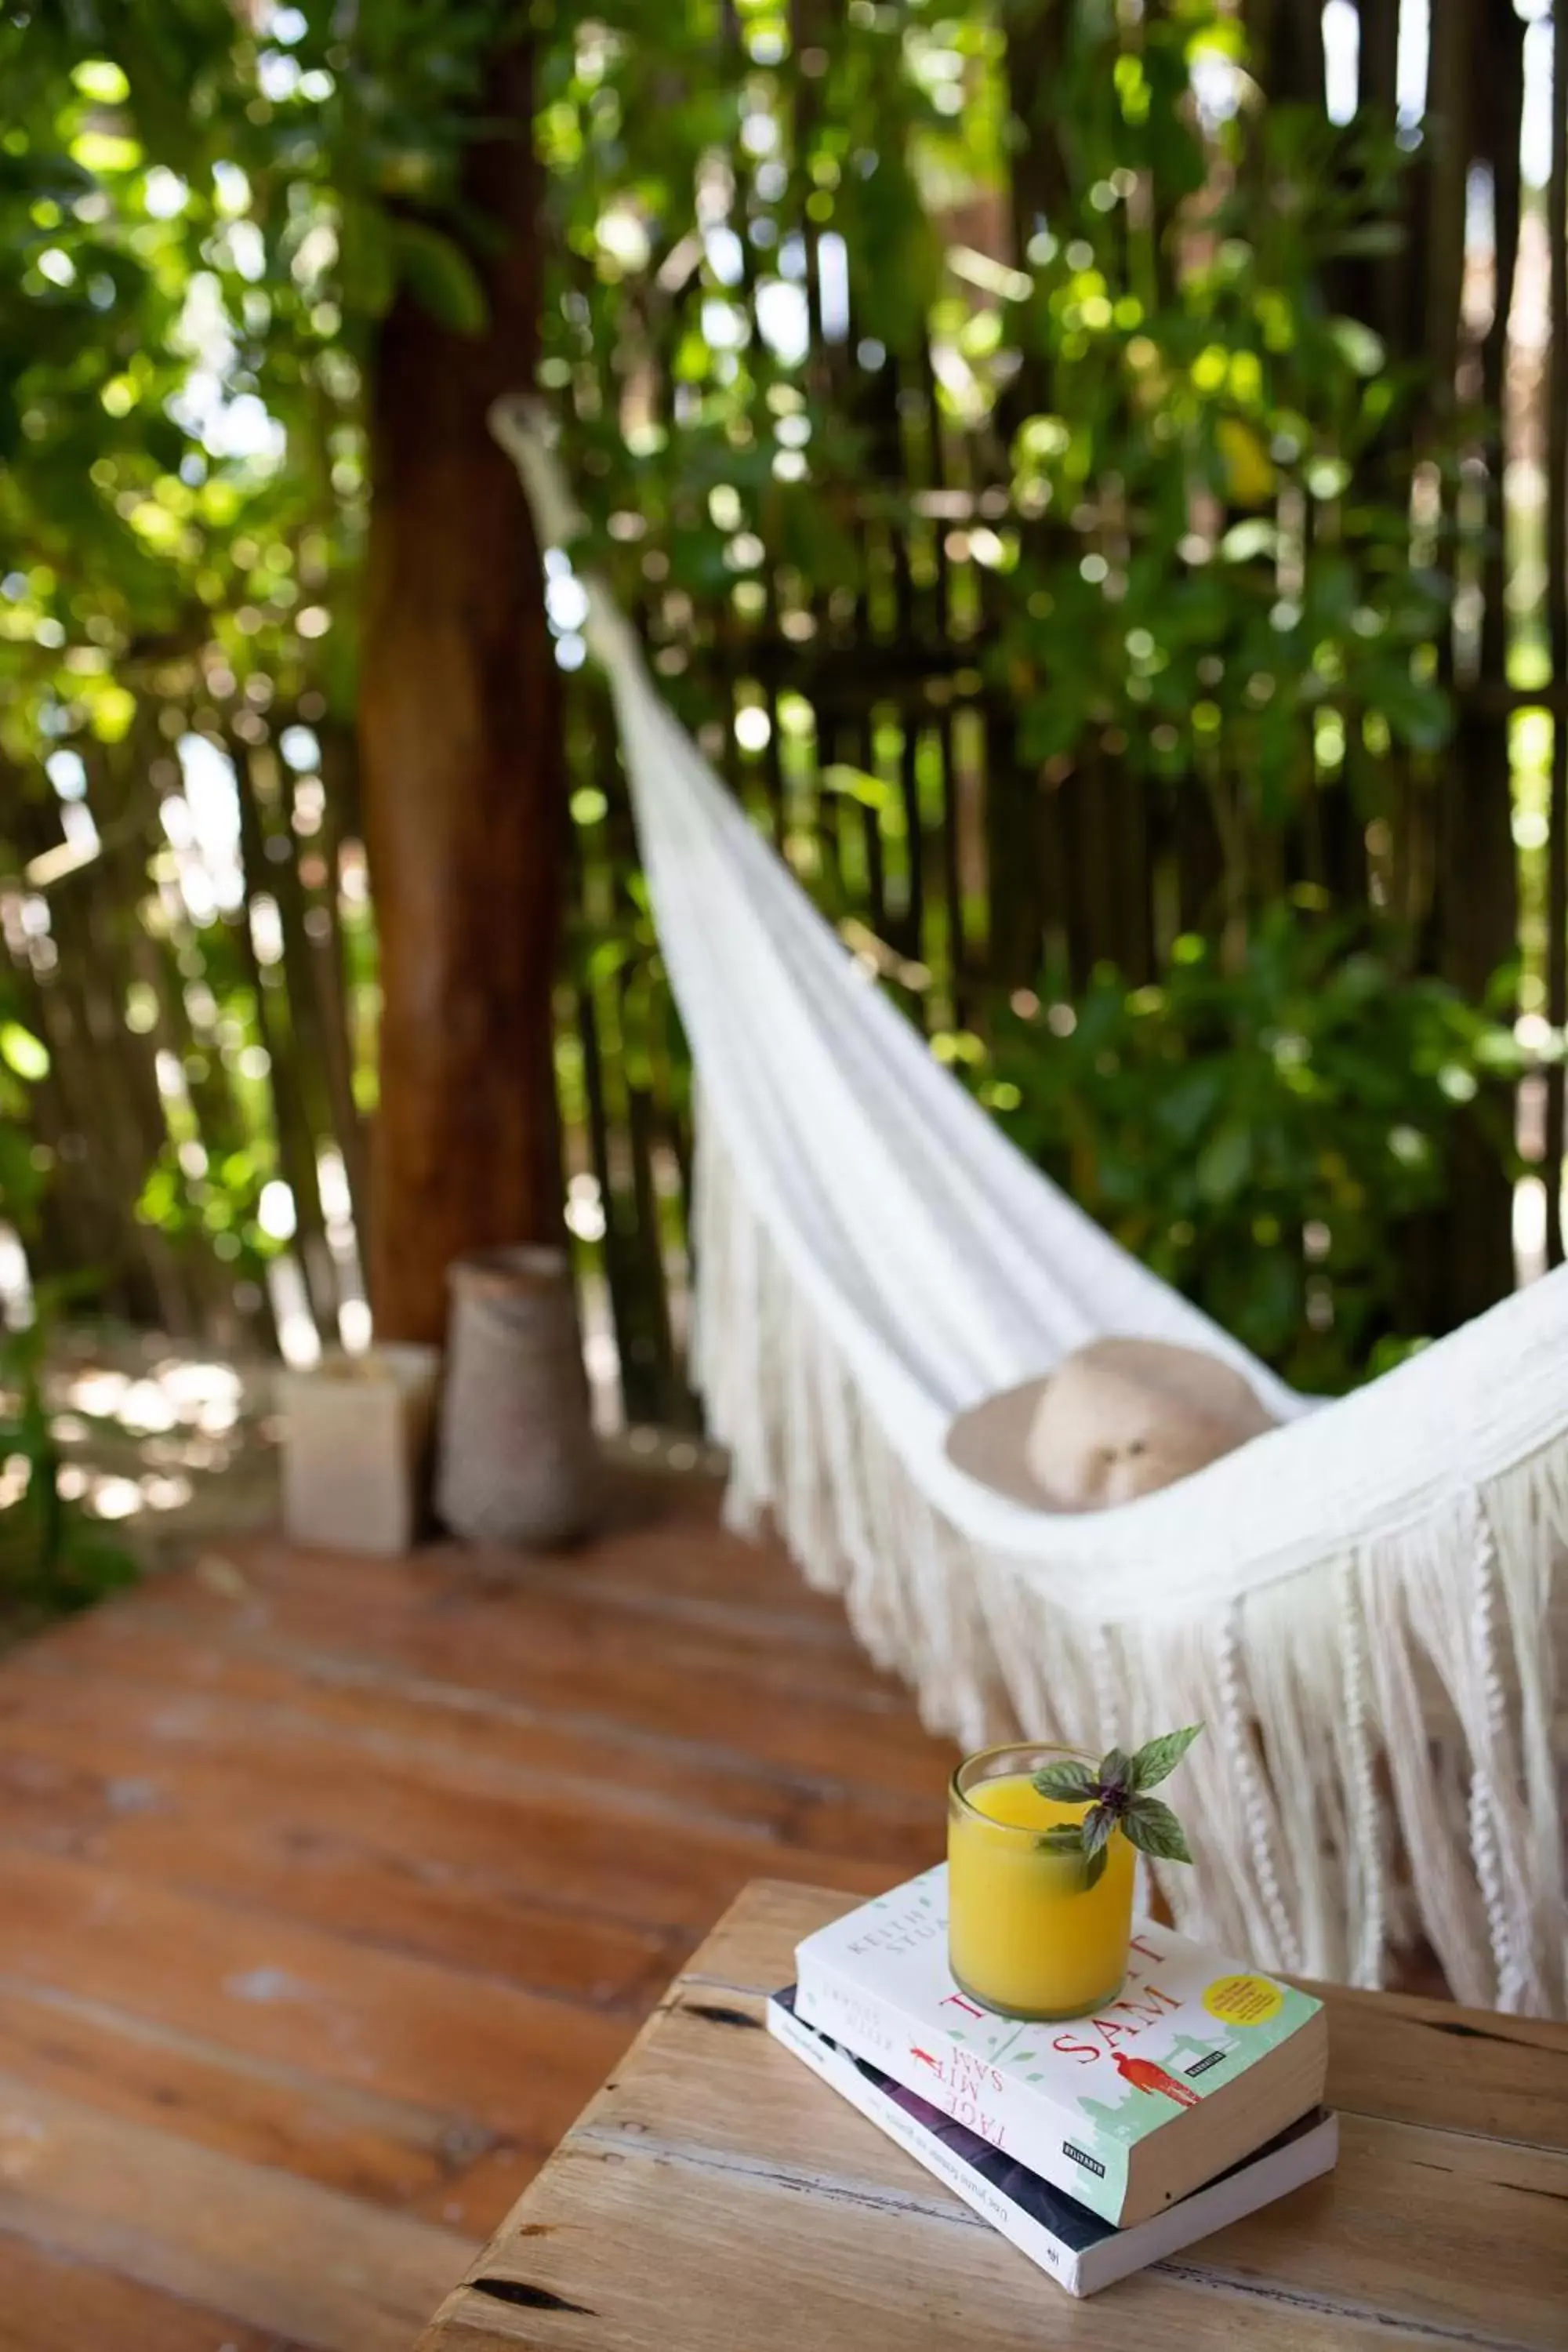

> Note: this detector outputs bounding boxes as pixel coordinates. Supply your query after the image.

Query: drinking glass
[947,1741,1134,2019]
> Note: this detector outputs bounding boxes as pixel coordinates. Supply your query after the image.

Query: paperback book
[793,1864,1327,2227]
[768,1986,1338,2299]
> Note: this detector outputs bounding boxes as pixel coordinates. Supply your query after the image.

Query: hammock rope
[495,399,1567,2015]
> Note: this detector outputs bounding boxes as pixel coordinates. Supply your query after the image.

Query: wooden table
[416,1881,1568,2350]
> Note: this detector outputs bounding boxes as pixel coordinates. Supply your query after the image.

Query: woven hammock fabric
[498,402,1567,2016]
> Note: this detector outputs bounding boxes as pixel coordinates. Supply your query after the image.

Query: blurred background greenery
[0,0,1561,1608]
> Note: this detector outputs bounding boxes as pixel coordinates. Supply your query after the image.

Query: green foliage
[0,0,1522,1428]
[0,949,134,1629]
[974,905,1519,1390]
[997,48,1451,849]
[0,968,49,1236]
[536,0,1455,881]
[0,1298,139,1631]
[0,0,410,1339]
[0,1,375,750]
[533,0,953,614]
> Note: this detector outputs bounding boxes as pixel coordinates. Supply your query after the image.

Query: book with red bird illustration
[793,1864,1327,2227]
[767,1987,1338,2297]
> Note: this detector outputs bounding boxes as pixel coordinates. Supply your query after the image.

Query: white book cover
[793,1864,1327,2226]
[767,1986,1338,2299]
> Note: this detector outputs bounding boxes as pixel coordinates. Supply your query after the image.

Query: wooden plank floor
[0,1472,955,2351]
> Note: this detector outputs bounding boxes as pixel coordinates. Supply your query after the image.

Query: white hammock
[498,403,1567,2016]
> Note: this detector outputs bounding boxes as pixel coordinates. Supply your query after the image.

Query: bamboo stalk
[591,685,675,1425]
[562,741,636,1433]
[1411,0,1520,1326]
[934,708,967,1019]
[52,882,185,1330]
[1421,0,1475,426]
[1243,0,1331,107]
[896,718,927,982]
[82,734,205,1334]
[312,719,370,1244]
[852,707,888,938]
[620,972,680,1420]
[128,919,272,1352]
[229,735,336,1339]
[1546,0,1568,1265]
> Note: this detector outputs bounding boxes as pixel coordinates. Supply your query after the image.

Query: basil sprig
[1032,1725,1202,1889]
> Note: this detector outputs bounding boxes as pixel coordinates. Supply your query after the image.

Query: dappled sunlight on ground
[2,1331,281,1566]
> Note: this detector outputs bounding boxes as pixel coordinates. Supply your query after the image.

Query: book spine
[766,1998,1087,2296]
[794,1954,1128,2224]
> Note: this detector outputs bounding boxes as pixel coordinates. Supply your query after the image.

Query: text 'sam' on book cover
[767,1987,1339,2299]
[793,1864,1328,2228]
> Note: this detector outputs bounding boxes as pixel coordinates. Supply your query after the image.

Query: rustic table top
[416,1879,1568,2351]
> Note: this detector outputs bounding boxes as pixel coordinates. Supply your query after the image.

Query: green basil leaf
[1033,1760,1098,1803]
[1123,1795,1193,1863]
[1098,1744,1134,1795]
[1036,1823,1086,1857]
[1130,1723,1203,1791]
[1083,1841,1109,1890]
[1081,1801,1116,1856]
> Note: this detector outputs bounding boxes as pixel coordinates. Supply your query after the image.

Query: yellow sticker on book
[1203,1973,1284,2027]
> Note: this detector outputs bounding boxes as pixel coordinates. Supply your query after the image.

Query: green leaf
[1123,1795,1194,1864]
[1033,1759,1098,1803]
[1376,669,1453,754]
[1097,1745,1133,1795]
[0,1022,49,1082]
[1038,1820,1110,1891]
[1130,1723,1203,1791]
[1081,1801,1116,1856]
[1328,317,1386,377]
[1218,518,1278,564]
[394,220,488,336]
[1036,1823,1086,1857]
[339,195,396,318]
[1196,1123,1252,1205]
[821,763,895,811]
[1158,1066,1225,1145]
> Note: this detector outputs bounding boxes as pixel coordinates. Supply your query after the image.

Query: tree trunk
[358,30,563,1346]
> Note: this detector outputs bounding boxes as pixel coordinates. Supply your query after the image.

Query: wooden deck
[0,1472,953,2350]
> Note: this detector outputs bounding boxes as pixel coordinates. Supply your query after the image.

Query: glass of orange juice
[948,1741,1134,2018]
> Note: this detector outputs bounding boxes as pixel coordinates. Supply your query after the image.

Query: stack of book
[768,1865,1337,2298]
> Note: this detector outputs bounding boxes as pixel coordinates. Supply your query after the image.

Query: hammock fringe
[694,1112,1566,2013]
[501,409,1567,2018]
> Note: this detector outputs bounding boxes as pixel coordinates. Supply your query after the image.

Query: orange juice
[948,1752,1134,2019]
